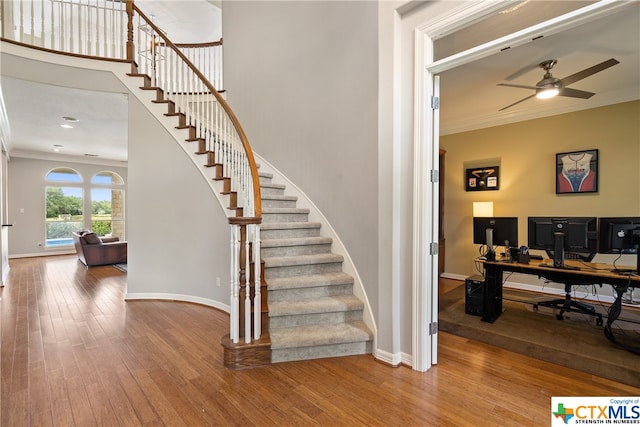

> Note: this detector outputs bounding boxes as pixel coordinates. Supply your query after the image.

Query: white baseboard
[374,348,413,368]
[125,293,230,313]
[10,249,76,259]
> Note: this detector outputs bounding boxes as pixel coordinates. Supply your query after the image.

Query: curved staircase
[259,171,373,363]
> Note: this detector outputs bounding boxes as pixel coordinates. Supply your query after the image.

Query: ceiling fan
[497,58,620,111]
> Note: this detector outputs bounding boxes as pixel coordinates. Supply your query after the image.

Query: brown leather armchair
[72,231,127,267]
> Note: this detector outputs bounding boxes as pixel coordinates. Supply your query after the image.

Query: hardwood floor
[2,255,637,426]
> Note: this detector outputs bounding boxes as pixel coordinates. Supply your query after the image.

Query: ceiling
[1,1,638,163]
[438,1,640,135]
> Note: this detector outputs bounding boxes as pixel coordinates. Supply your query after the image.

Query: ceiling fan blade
[559,58,619,87]
[497,83,538,90]
[499,94,536,111]
[558,87,595,99]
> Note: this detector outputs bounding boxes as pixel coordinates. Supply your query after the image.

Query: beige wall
[441,100,640,282]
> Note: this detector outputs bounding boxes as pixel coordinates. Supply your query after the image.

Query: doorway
[410,0,630,371]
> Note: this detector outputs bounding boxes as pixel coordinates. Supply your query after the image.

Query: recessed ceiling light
[60,124,74,129]
[84,153,99,157]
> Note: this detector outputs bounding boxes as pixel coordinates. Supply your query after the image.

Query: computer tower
[465,275,485,316]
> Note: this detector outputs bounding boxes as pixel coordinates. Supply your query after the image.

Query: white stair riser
[261,227,321,239]
[261,243,332,258]
[268,284,353,302]
[263,212,309,223]
[270,310,363,328]
[265,262,343,279]
[262,198,298,208]
[261,186,285,196]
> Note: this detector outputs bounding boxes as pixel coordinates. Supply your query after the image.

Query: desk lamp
[473,201,494,260]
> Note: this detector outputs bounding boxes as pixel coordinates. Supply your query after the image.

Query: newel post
[228,217,262,344]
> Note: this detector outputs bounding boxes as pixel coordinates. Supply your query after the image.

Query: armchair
[72,231,127,267]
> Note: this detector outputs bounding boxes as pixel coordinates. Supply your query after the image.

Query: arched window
[91,171,125,240]
[45,168,83,247]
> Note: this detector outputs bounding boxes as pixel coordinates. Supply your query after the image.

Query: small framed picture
[465,166,499,191]
[556,149,598,194]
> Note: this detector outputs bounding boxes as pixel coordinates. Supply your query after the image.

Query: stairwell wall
[126,94,231,309]
[222,2,380,338]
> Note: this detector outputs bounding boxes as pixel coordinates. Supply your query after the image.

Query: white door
[430,75,440,364]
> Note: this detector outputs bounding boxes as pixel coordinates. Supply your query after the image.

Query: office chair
[533,283,603,326]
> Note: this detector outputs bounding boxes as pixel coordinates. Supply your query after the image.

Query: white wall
[222,1,380,330]
[125,93,231,309]
[377,1,463,361]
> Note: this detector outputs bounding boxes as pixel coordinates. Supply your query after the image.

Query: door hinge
[430,169,439,183]
[429,242,438,255]
[429,322,438,335]
[431,96,440,109]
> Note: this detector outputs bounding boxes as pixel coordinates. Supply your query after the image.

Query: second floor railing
[1,0,263,346]
[0,0,223,90]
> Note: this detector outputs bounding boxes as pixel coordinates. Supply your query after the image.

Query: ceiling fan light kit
[536,87,560,99]
[498,58,620,110]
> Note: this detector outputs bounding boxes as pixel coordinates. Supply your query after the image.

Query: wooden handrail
[164,38,223,48]
[0,38,130,63]
[130,3,261,218]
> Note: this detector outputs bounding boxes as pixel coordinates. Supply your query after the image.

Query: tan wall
[441,100,640,279]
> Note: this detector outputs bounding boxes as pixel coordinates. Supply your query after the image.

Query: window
[91,171,125,239]
[45,168,83,247]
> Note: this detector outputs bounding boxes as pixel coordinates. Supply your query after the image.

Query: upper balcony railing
[0,0,223,90]
[1,0,262,346]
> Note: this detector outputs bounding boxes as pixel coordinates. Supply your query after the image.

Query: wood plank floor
[2,255,638,426]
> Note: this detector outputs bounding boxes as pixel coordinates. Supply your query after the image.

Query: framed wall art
[465,166,499,191]
[556,149,598,194]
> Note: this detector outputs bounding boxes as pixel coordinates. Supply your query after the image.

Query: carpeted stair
[258,171,373,363]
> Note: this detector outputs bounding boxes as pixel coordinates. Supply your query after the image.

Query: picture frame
[556,149,598,194]
[465,166,499,191]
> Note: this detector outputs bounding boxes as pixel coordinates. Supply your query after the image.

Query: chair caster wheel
[596,317,603,326]
[556,314,564,321]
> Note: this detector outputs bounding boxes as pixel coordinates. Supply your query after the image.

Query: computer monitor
[598,217,640,273]
[473,217,518,261]
[527,217,598,268]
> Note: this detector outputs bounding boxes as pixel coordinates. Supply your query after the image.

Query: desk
[481,259,640,348]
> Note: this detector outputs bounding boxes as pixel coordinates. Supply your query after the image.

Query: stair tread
[267,272,354,290]
[270,321,372,349]
[263,253,343,267]
[260,222,321,230]
[261,236,332,248]
[269,295,363,316]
